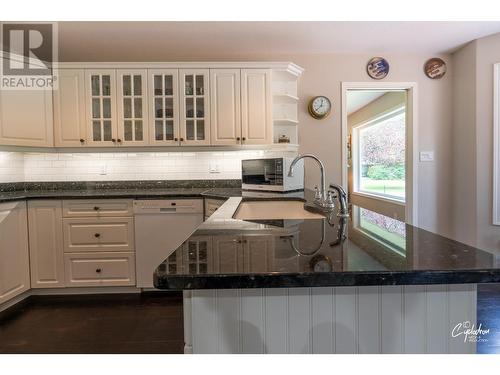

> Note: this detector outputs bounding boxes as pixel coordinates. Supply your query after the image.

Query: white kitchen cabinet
[0,202,30,304]
[243,235,274,273]
[241,69,272,145]
[0,88,53,147]
[116,69,149,146]
[28,200,65,288]
[63,216,135,253]
[210,69,241,145]
[182,236,212,275]
[64,252,136,287]
[179,69,210,145]
[85,69,118,146]
[53,69,87,147]
[149,69,180,145]
[62,199,133,217]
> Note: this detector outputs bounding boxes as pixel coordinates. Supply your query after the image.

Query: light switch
[419,151,434,162]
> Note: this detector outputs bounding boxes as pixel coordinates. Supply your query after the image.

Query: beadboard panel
[186,284,477,354]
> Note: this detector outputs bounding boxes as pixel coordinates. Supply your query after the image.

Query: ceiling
[346,91,386,115]
[57,21,500,61]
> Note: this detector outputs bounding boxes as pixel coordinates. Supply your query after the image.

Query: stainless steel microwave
[241,157,304,192]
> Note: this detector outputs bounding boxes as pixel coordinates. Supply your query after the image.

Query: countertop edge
[153,269,500,290]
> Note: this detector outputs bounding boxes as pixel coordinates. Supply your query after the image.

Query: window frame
[351,106,406,204]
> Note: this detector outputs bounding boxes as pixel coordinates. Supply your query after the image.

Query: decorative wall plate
[424,58,447,79]
[366,57,390,80]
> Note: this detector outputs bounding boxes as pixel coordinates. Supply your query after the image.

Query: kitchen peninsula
[154,189,498,354]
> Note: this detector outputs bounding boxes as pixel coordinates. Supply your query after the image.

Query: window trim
[352,106,406,204]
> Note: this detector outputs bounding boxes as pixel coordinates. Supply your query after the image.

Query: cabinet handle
[94,233,101,238]
[95,268,102,273]
[93,206,100,211]
[79,139,85,144]
[171,202,176,206]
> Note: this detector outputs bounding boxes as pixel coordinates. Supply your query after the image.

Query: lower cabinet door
[64,252,136,287]
[28,200,65,288]
[0,202,30,304]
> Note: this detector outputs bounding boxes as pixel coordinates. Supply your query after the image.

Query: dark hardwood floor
[0,292,184,354]
[477,284,500,354]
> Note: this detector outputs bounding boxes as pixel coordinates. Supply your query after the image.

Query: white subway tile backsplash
[3,150,294,182]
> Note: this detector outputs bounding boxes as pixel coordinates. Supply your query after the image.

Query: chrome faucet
[288,154,335,210]
[329,183,349,217]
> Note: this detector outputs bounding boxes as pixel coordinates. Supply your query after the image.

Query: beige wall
[451,42,478,246]
[58,33,454,238]
[347,92,406,220]
[451,33,500,253]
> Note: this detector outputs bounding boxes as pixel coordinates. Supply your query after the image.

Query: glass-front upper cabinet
[148,69,179,145]
[85,70,117,146]
[179,69,210,145]
[117,69,149,146]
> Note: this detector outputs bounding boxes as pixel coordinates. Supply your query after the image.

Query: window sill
[351,191,405,206]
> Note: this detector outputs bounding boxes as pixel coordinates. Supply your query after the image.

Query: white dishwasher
[134,199,204,288]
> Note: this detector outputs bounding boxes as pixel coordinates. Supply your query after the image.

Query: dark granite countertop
[154,189,499,290]
[0,180,241,203]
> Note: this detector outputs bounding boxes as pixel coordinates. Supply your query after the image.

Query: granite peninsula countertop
[153,189,500,289]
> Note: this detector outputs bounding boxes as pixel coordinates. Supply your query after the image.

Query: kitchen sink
[232,200,325,220]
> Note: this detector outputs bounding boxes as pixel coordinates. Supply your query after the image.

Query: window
[353,107,406,202]
[357,207,406,255]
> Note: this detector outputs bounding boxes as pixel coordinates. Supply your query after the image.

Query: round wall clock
[367,57,390,80]
[424,58,447,79]
[308,96,332,119]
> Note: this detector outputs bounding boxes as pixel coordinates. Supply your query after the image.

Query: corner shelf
[273,118,299,126]
[273,94,299,103]
[271,65,303,152]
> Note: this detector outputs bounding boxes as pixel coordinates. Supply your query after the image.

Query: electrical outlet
[99,163,107,175]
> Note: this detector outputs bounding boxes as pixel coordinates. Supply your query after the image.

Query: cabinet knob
[236,137,240,141]
[242,137,246,141]
[180,137,184,142]
[171,202,176,206]
[117,139,122,143]
[93,206,100,211]
[111,138,116,143]
[79,139,85,144]
[94,233,101,238]
[95,268,102,273]
[174,138,178,141]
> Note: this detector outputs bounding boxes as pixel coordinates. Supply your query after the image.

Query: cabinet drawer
[63,217,134,253]
[64,252,136,287]
[62,199,133,217]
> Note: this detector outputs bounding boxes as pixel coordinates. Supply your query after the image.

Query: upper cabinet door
[85,69,117,147]
[179,69,210,145]
[117,69,149,146]
[149,69,180,145]
[0,88,53,147]
[210,69,241,146]
[241,69,272,145]
[53,69,87,147]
